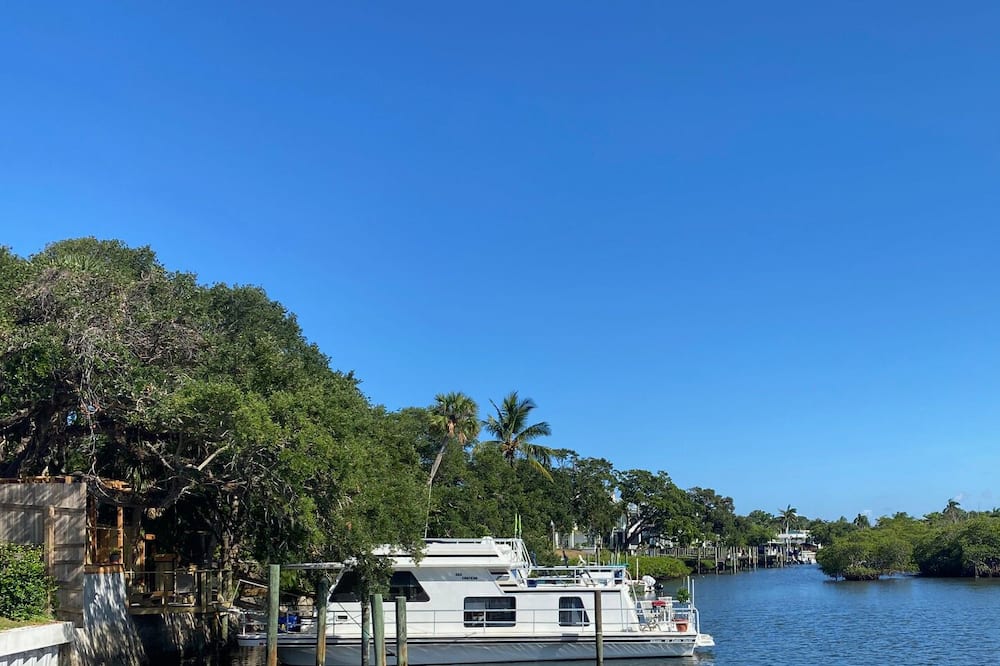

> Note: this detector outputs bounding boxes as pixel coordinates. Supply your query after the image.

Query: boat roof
[377,537,532,568]
[282,537,532,571]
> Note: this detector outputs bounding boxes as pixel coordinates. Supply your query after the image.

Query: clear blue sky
[3,2,999,521]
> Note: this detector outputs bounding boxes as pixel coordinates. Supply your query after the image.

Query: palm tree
[481,391,553,480]
[427,392,480,488]
[943,499,964,524]
[779,504,798,534]
[425,392,479,535]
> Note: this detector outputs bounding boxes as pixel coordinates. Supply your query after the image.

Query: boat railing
[422,537,533,568]
[527,565,631,588]
[242,599,701,638]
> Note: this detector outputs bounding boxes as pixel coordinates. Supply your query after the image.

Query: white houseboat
[239,536,713,665]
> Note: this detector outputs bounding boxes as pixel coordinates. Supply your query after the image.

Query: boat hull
[273,633,697,665]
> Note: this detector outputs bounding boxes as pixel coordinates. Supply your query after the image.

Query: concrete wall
[71,570,145,666]
[0,623,74,666]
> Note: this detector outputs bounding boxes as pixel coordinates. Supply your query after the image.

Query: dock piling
[361,602,370,666]
[266,564,280,666]
[593,589,603,666]
[395,596,408,666]
[315,576,329,666]
[372,594,385,666]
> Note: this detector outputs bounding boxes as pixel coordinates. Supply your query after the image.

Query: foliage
[817,515,920,580]
[565,456,617,541]
[808,517,856,546]
[481,392,554,480]
[0,239,426,569]
[0,543,52,620]
[424,393,480,534]
[914,517,1000,577]
[426,392,480,488]
[616,469,699,546]
[688,487,736,542]
[779,505,798,533]
[635,555,690,579]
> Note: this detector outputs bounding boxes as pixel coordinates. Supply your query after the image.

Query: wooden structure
[0,477,87,624]
[1,476,225,621]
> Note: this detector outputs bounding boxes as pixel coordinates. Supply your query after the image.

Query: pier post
[395,596,408,666]
[593,589,603,666]
[315,576,330,666]
[361,602,371,666]
[267,564,280,666]
[372,594,386,666]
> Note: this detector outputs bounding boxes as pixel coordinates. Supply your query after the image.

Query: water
[689,564,1000,665]
[219,566,1000,665]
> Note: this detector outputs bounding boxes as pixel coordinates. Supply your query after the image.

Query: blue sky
[3,2,999,521]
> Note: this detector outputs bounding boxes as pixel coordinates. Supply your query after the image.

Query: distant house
[770,529,811,546]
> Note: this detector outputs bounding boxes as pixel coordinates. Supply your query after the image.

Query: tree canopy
[0,239,425,567]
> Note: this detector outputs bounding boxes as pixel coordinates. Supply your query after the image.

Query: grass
[0,616,54,630]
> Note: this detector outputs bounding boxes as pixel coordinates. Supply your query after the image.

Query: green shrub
[0,543,52,620]
[635,555,690,579]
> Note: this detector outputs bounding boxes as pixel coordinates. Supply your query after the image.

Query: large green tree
[566,456,617,544]
[0,238,425,571]
[616,469,699,546]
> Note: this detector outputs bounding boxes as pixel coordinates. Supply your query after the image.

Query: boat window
[330,571,430,603]
[464,597,516,627]
[559,597,590,626]
[389,571,430,603]
[330,571,362,602]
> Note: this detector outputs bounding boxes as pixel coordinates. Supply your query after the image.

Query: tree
[424,392,480,535]
[808,517,856,546]
[688,487,736,543]
[566,456,617,545]
[746,510,777,530]
[426,393,480,488]
[816,529,914,580]
[481,391,553,480]
[779,505,798,534]
[0,238,426,571]
[943,499,966,524]
[616,469,699,546]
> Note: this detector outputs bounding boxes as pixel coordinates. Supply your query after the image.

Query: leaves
[0,543,52,620]
[481,391,554,479]
[0,239,426,568]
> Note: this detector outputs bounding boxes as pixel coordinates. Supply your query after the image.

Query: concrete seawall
[0,623,75,666]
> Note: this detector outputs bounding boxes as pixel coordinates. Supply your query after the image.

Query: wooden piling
[266,564,280,666]
[593,589,603,666]
[315,576,330,666]
[395,596,408,666]
[372,594,385,666]
[361,599,371,666]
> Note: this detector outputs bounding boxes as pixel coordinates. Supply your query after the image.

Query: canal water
[220,565,1000,665]
[689,564,1000,665]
